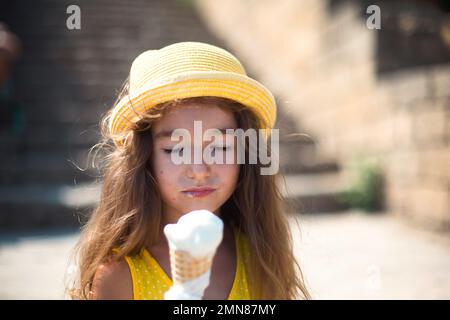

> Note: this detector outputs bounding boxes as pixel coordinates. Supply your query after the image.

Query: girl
[68,42,309,300]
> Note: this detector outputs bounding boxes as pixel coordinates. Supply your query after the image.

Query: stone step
[278,133,326,170]
[17,103,108,125]
[279,139,340,174]
[0,182,100,231]
[0,148,90,164]
[0,125,100,152]
[0,150,98,185]
[280,172,350,213]
[0,166,96,185]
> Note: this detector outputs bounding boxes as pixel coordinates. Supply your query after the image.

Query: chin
[180,206,220,215]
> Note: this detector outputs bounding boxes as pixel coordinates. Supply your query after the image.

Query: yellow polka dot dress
[123,227,252,300]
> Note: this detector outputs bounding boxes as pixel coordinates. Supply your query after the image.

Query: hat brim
[109,71,277,146]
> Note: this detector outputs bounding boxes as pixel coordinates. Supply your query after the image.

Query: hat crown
[129,42,247,93]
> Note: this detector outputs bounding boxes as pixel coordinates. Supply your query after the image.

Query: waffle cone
[169,248,213,284]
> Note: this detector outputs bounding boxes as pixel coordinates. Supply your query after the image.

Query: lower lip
[182,190,215,198]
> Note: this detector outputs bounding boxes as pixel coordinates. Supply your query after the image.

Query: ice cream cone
[163,210,224,299]
[170,248,213,285]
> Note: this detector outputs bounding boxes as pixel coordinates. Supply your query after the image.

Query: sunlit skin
[148,102,240,299]
[151,102,240,226]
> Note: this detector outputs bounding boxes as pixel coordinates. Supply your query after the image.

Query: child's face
[151,102,240,224]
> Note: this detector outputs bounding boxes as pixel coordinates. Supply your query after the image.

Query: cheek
[217,164,240,188]
[155,168,179,202]
[155,164,178,184]
[153,152,174,173]
[153,154,177,185]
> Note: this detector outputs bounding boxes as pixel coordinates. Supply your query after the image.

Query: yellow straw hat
[108,42,277,146]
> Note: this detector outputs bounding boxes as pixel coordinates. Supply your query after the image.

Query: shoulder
[91,259,133,300]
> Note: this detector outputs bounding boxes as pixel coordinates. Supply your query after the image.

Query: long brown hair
[68,80,310,300]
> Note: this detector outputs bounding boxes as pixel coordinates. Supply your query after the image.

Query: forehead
[152,103,237,135]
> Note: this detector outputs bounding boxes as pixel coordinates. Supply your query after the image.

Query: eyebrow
[154,128,236,139]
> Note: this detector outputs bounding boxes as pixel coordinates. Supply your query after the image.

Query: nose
[186,163,211,182]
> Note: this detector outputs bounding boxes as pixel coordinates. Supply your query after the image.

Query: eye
[214,146,231,151]
[163,147,183,155]
[210,146,231,156]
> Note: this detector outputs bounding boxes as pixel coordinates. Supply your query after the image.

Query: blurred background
[0,0,449,299]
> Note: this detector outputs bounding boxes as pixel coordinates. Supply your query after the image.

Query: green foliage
[338,157,384,212]
[174,0,197,10]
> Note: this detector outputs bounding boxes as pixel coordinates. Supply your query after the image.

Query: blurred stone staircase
[0,121,100,230]
[276,112,350,214]
[0,0,350,231]
[0,0,222,231]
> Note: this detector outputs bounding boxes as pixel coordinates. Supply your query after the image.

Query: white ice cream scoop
[163,209,224,258]
[163,210,224,300]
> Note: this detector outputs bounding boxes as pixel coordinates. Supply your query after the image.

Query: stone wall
[196,0,450,229]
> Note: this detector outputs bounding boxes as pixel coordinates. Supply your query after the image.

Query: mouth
[181,187,216,198]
